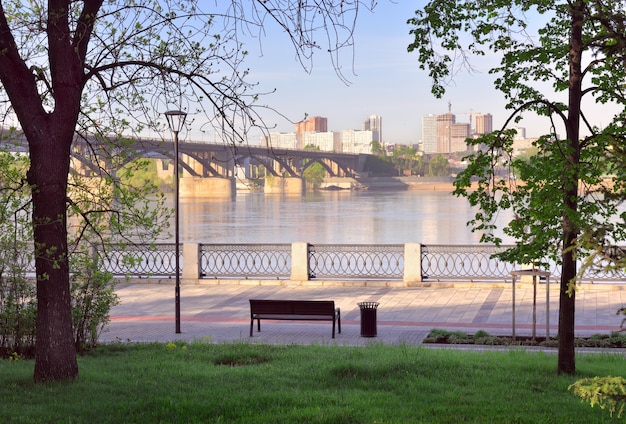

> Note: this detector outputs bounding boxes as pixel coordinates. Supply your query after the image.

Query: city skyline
[201,1,618,146]
[170,2,623,147]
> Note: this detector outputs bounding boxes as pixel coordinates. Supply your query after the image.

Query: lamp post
[165,109,187,334]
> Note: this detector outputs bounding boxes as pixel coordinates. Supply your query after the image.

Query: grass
[1,341,625,423]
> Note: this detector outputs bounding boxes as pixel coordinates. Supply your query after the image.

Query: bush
[70,254,120,353]
[569,376,626,419]
[0,251,120,358]
[0,274,36,358]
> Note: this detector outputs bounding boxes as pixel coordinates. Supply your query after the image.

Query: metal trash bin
[357,302,379,337]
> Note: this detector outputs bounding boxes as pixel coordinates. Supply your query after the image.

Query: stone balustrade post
[182,243,201,280]
[403,242,422,284]
[291,242,310,281]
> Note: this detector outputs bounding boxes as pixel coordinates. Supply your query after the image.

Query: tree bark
[558,1,585,375]
[28,125,78,382]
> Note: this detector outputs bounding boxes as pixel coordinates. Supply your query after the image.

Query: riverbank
[322,176,465,191]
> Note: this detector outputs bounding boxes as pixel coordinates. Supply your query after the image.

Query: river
[175,190,513,245]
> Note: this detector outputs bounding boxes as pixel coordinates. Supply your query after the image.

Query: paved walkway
[100,282,626,347]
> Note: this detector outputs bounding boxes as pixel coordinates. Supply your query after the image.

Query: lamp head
[164,110,188,134]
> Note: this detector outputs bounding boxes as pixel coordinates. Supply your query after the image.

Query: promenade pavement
[100,282,626,348]
[100,283,626,346]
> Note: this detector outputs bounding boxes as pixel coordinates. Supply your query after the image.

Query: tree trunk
[28,130,78,383]
[558,242,577,375]
[558,0,584,375]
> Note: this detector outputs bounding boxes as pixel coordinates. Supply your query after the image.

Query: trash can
[358,302,379,337]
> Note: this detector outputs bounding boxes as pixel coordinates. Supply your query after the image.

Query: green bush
[570,376,626,419]
[0,274,36,357]
[0,250,120,358]
[70,254,119,353]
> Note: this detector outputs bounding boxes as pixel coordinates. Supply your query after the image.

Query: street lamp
[165,109,187,334]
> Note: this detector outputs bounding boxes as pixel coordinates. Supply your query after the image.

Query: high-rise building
[513,127,526,139]
[434,113,471,153]
[301,131,341,152]
[422,114,438,154]
[265,132,298,149]
[296,116,327,134]
[362,114,382,144]
[474,113,493,135]
[424,111,485,153]
[436,113,456,153]
[342,129,374,154]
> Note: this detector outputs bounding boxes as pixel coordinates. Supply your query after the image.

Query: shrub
[0,275,36,358]
[70,254,119,353]
[569,376,626,419]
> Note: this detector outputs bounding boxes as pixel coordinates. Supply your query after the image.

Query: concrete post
[182,243,201,280]
[264,176,305,194]
[403,242,422,284]
[291,242,310,281]
[179,176,236,199]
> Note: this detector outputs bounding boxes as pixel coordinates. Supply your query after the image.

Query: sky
[229,1,515,146]
[188,1,620,146]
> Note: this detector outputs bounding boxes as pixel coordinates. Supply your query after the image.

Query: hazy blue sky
[240,2,419,144]
[240,1,512,145]
[190,2,619,146]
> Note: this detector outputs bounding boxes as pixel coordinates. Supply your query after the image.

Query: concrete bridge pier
[264,176,305,194]
[180,176,236,198]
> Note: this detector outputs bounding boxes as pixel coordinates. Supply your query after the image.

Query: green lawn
[1,341,624,423]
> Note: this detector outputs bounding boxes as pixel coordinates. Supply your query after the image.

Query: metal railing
[200,243,291,279]
[421,244,515,281]
[102,243,178,278]
[13,242,626,283]
[309,244,404,279]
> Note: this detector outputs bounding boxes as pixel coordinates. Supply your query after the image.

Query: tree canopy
[408,0,626,374]
[0,0,375,382]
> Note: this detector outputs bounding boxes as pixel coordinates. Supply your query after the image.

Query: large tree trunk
[558,0,584,375]
[558,241,577,375]
[28,129,78,383]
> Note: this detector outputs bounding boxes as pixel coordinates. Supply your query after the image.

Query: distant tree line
[367,142,451,177]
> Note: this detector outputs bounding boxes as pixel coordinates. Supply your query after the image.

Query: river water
[176,190,513,245]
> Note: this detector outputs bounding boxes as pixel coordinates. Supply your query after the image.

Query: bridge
[1,130,370,197]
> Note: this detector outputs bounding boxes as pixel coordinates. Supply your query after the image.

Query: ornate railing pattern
[14,242,626,283]
[101,243,178,278]
[308,244,404,279]
[421,244,626,282]
[421,244,515,281]
[200,243,291,279]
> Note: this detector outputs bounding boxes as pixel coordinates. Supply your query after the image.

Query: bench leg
[332,320,335,338]
[337,309,341,334]
[250,318,261,336]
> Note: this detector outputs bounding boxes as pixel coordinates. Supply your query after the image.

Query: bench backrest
[250,299,336,316]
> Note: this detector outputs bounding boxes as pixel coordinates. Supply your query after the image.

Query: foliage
[423,329,626,348]
[0,143,159,358]
[119,159,167,191]
[427,155,450,177]
[70,254,119,354]
[361,154,397,176]
[0,146,36,358]
[0,274,36,358]
[407,0,626,375]
[570,376,626,419]
[0,1,375,381]
[370,139,384,155]
[392,144,417,158]
[302,162,326,189]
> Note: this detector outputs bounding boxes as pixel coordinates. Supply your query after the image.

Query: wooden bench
[249,299,341,338]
